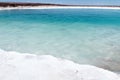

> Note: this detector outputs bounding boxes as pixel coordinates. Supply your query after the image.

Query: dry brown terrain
[0,2,120,7]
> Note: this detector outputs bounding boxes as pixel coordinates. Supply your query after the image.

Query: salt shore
[0,6,120,10]
[0,49,120,80]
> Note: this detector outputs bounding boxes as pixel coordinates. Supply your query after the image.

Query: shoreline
[0,6,120,10]
[0,49,119,80]
[0,2,120,10]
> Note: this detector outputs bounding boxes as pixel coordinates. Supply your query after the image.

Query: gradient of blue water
[0,9,120,71]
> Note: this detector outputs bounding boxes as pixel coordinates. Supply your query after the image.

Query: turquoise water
[0,9,120,71]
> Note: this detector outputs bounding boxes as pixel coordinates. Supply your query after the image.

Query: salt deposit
[0,49,119,80]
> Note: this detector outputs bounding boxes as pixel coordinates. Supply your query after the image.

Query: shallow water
[0,9,120,71]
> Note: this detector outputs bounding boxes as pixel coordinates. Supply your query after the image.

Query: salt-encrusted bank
[0,6,120,10]
[0,49,119,80]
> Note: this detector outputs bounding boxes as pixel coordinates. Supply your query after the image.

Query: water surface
[0,9,120,71]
